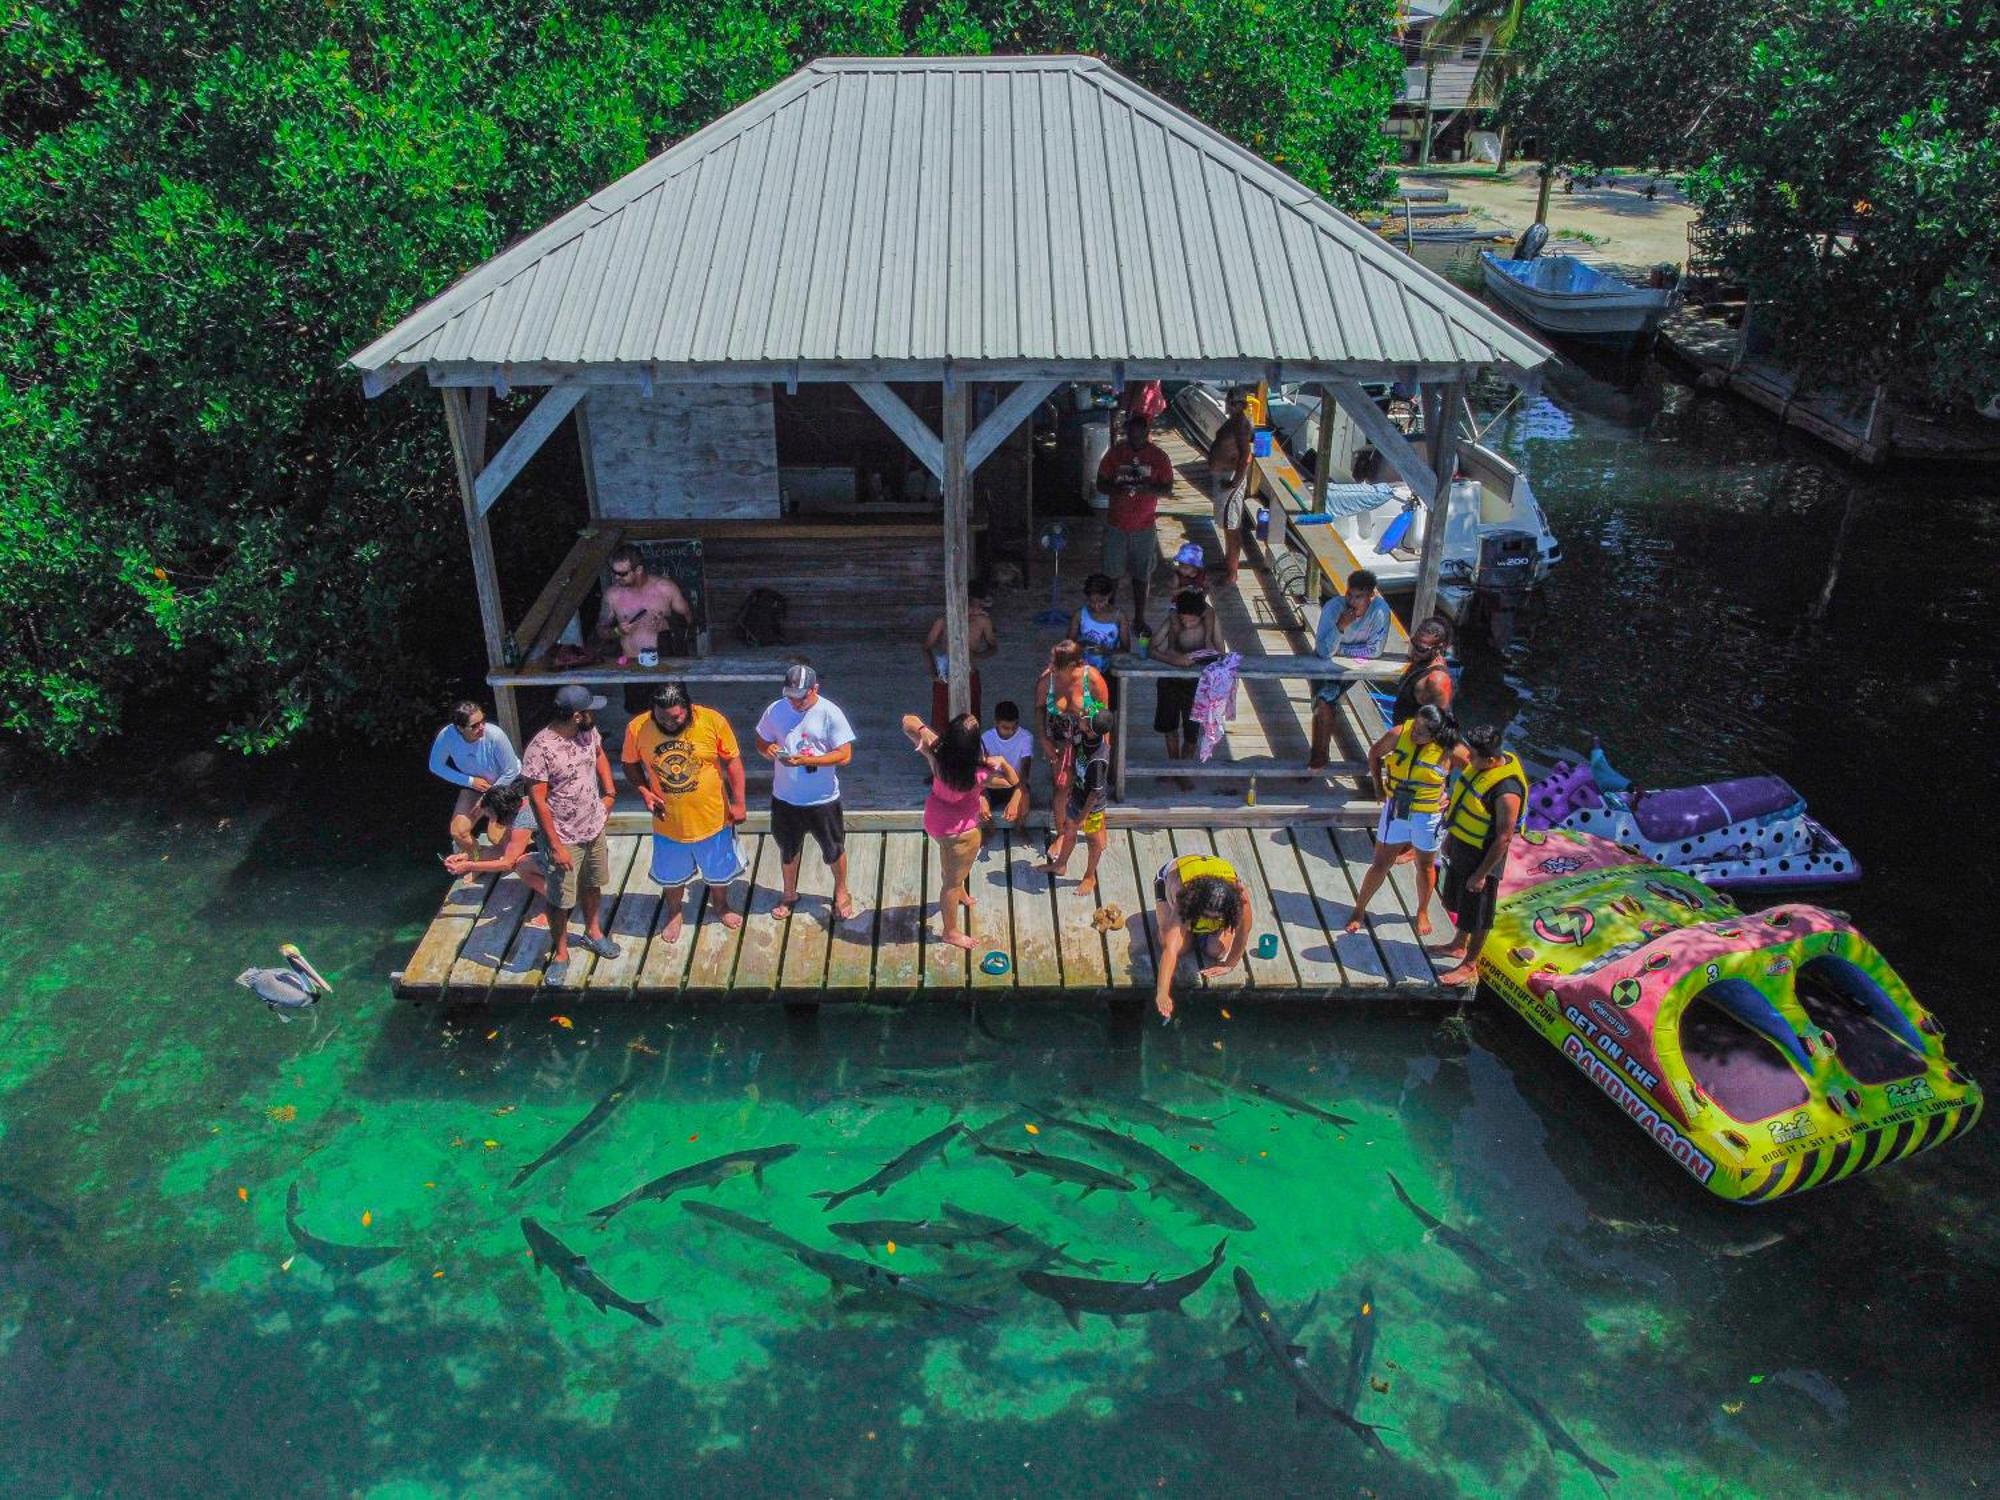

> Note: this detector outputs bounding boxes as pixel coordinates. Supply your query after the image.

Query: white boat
[1479,251,1676,344]
[1168,381,1561,597]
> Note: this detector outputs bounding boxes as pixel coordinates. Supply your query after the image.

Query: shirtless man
[595,545,691,661]
[920,582,1000,732]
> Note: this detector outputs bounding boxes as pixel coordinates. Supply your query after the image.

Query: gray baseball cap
[782,663,819,701]
[553,684,607,715]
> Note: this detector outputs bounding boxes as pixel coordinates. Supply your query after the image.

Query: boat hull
[1479,252,1672,342]
[1479,830,1979,1203]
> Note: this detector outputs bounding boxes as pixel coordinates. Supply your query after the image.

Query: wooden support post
[941,380,971,718]
[1534,162,1554,228]
[1312,383,1337,512]
[1412,377,1467,630]
[473,382,586,515]
[442,389,519,746]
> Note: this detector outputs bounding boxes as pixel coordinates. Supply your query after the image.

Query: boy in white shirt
[980,700,1034,833]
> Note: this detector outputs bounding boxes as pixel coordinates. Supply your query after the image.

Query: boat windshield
[1792,957,1927,1085]
[1678,981,1811,1121]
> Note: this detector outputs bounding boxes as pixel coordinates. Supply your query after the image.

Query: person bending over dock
[1307,571,1390,771]
[429,700,519,858]
[1345,704,1467,939]
[441,781,550,908]
[755,663,857,924]
[520,685,621,987]
[1152,852,1255,1021]
[622,681,747,944]
[1434,724,1527,988]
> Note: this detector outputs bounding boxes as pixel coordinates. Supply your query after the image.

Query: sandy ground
[1402,161,1698,269]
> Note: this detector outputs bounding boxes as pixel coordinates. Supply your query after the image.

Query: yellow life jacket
[1384,721,1452,815]
[1447,753,1527,848]
[1171,853,1239,934]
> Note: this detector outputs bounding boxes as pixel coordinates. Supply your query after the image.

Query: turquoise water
[2,336,1996,1494]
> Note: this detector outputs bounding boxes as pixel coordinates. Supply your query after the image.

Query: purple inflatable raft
[1525,745,1860,892]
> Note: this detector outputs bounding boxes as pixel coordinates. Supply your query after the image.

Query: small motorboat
[1168,381,1561,595]
[1526,746,1859,891]
[1479,250,1676,346]
[1481,829,1979,1203]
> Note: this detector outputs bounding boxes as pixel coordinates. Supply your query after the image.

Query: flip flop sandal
[580,934,621,960]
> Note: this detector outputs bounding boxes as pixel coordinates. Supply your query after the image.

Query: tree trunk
[1534,161,1554,226]
[1418,63,1436,166]
[1495,124,1510,173]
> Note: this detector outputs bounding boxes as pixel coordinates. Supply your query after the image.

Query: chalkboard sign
[628,537,709,656]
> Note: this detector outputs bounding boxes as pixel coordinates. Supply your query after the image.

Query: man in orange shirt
[1094,413,1175,624]
[621,681,748,943]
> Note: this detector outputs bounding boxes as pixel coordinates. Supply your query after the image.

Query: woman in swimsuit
[1149,588,1225,764]
[1033,640,1113,894]
[1152,853,1254,1020]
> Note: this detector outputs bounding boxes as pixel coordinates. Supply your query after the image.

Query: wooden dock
[396,823,1464,1004]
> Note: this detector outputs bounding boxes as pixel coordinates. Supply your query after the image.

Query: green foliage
[1504,0,2000,407]
[1,0,1397,758]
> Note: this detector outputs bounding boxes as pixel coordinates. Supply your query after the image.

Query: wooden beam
[513,527,622,657]
[1312,382,1337,512]
[1412,377,1467,628]
[574,392,602,519]
[472,382,586,516]
[466,387,489,468]
[851,381,943,481]
[359,363,419,398]
[1326,379,1436,499]
[965,379,1060,473]
[441,388,516,744]
[941,380,971,718]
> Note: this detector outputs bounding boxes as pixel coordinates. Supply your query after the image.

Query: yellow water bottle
[1246,774,1258,808]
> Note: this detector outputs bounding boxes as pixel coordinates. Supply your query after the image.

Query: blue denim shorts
[650,827,746,889]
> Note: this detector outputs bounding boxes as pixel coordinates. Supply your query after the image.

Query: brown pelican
[236,944,332,1021]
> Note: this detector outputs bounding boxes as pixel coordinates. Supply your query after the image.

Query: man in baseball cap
[621,680,748,943]
[755,659,859,923]
[518,684,618,986]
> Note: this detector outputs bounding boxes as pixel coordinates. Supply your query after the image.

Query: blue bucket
[1252,428,1274,458]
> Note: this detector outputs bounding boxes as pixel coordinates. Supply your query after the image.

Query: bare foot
[720,909,743,931]
[833,894,858,922]
[1414,911,1433,937]
[1439,960,1480,987]
[1343,914,1367,935]
[943,931,977,952]
[770,899,795,921]
[661,911,685,944]
[1035,861,1068,880]
[1430,941,1469,960]
[1077,874,1098,898]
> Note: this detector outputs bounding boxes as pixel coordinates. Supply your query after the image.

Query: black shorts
[1153,676,1197,736]
[770,798,845,865]
[984,784,1018,812]
[1441,838,1499,933]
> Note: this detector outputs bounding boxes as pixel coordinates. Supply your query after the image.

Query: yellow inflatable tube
[1480,829,1981,1203]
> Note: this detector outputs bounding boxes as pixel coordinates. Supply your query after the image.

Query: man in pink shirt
[519,684,621,987]
[1094,413,1174,624]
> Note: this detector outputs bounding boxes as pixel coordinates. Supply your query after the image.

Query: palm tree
[1415,0,1529,168]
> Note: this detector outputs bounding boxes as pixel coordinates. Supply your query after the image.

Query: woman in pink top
[903,712,1019,952]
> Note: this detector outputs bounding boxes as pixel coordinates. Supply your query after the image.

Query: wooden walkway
[396,824,1462,1004]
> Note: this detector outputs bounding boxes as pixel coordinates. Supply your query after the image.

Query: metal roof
[349,55,1548,391]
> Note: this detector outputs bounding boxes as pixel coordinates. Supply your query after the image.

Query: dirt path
[1402,161,1697,268]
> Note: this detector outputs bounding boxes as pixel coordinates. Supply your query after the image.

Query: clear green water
[3,327,1996,1495]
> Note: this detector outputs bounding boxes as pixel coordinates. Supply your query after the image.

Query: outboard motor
[1512,221,1550,261]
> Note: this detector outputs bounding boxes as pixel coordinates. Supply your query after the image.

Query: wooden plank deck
[396,824,1461,1004]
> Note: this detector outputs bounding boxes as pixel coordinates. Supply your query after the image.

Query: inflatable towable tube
[1481,829,1979,1203]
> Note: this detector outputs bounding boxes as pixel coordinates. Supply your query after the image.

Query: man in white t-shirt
[980,699,1034,833]
[754,662,858,923]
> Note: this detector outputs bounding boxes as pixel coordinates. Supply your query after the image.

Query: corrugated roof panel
[613,168,698,362]
[908,72,951,359]
[350,56,1551,380]
[690,122,777,362]
[1065,76,1123,358]
[727,98,810,362]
